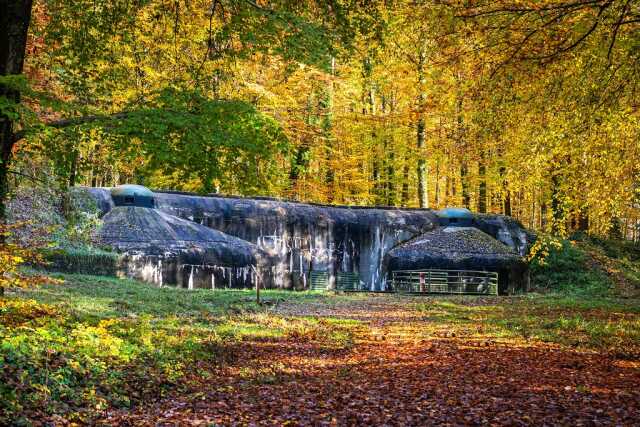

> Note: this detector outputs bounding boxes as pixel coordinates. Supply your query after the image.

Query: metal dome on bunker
[110,184,155,208]
[437,207,473,227]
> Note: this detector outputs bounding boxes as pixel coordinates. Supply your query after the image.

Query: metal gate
[390,269,498,295]
[336,272,361,291]
[310,271,330,291]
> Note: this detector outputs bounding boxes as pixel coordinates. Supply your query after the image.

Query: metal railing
[390,269,498,295]
[336,272,362,291]
[310,271,363,291]
[310,271,330,291]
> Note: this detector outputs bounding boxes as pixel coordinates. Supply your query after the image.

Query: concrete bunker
[98,186,267,289]
[87,187,533,294]
[436,207,474,227]
[385,225,528,295]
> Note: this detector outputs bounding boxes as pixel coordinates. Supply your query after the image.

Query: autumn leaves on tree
[1,0,640,238]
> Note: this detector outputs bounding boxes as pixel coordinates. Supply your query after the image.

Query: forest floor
[3,275,640,425]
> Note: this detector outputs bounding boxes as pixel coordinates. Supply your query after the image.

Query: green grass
[414,294,640,357]
[0,274,357,424]
[574,234,640,296]
[25,273,331,318]
[4,253,640,424]
[41,247,121,276]
[530,238,612,296]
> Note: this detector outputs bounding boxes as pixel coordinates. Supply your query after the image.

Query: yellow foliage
[0,224,58,295]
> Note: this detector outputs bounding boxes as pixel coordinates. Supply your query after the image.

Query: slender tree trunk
[401,155,410,207]
[445,174,450,200]
[416,49,428,208]
[454,81,468,209]
[499,158,512,216]
[0,0,33,224]
[68,147,80,188]
[386,150,395,206]
[504,191,512,216]
[460,163,470,208]
[434,161,440,208]
[372,154,381,203]
[289,96,313,196]
[385,94,397,206]
[417,119,428,208]
[550,172,563,234]
[478,154,487,213]
[323,57,335,202]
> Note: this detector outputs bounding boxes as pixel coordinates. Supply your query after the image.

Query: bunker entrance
[389,269,498,295]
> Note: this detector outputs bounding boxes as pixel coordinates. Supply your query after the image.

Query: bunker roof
[111,184,155,208]
[111,184,154,198]
[437,207,473,219]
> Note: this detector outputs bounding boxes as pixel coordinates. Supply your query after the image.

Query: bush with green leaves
[0,298,225,424]
[60,187,103,247]
[529,235,611,296]
[42,247,120,276]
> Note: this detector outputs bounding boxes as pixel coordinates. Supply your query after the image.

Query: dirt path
[100,296,640,426]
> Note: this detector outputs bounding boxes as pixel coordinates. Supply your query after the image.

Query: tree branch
[456,0,608,19]
[12,112,131,143]
[8,169,48,185]
[608,0,632,64]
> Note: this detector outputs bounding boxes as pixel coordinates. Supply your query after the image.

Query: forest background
[3,0,640,239]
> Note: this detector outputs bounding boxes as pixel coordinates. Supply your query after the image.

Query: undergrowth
[4,233,640,424]
[0,275,354,424]
[529,235,612,296]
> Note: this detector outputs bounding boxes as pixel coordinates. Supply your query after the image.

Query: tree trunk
[416,49,428,208]
[386,149,395,206]
[68,147,80,188]
[454,82,467,209]
[289,95,314,197]
[385,94,397,206]
[478,155,487,213]
[550,173,563,235]
[460,163,470,208]
[323,57,336,203]
[0,0,33,223]
[416,118,428,208]
[372,154,381,202]
[504,191,512,217]
[434,161,440,208]
[401,155,410,207]
[498,156,511,216]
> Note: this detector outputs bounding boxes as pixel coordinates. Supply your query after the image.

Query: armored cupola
[110,184,155,208]
[437,207,473,227]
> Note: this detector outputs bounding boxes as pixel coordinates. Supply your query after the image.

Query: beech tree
[0,0,32,222]
[2,0,640,238]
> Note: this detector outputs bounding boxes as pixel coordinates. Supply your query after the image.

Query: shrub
[60,188,103,247]
[0,300,224,424]
[529,234,611,296]
[0,224,55,297]
[41,247,121,276]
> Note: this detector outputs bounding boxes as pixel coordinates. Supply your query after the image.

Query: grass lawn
[2,273,640,425]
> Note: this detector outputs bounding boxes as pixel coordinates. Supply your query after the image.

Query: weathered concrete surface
[386,227,528,294]
[473,214,535,257]
[87,187,534,292]
[99,206,265,289]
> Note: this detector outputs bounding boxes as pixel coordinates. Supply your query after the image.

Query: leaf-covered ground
[97,295,640,426]
[3,275,640,425]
